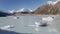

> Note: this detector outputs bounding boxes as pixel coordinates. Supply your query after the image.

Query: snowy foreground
[0,15,60,34]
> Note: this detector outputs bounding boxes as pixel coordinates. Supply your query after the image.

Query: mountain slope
[34,3,53,14]
[34,0,60,15]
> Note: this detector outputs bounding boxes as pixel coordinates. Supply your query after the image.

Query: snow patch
[47,0,59,5]
[8,10,15,13]
[16,8,32,12]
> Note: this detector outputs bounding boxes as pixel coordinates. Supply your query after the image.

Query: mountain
[34,3,53,14]
[34,0,60,15]
[14,8,33,15]
[47,0,58,5]
[0,11,13,17]
[8,10,15,14]
[16,8,32,12]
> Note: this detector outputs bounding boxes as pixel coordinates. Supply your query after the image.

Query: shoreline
[14,14,60,16]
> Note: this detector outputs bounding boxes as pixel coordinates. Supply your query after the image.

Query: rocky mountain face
[34,1,60,15]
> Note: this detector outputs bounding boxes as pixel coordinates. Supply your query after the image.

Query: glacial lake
[0,15,60,34]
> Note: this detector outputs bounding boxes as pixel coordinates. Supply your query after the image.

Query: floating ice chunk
[13,16,19,19]
[42,16,54,22]
[35,22,41,27]
[0,25,14,30]
[35,22,40,26]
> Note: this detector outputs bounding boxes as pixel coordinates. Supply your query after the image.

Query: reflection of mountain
[0,11,12,17]
[34,0,60,15]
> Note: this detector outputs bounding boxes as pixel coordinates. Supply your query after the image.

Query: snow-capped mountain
[8,10,15,14]
[13,8,33,15]
[16,8,32,12]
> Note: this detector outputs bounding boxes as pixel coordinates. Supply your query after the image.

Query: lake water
[0,15,60,34]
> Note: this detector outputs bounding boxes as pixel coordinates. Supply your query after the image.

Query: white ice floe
[42,16,54,22]
[35,22,40,27]
[0,25,14,30]
[13,16,20,19]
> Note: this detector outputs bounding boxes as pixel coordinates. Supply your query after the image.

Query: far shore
[14,14,60,16]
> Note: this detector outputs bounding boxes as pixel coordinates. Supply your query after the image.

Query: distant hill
[13,8,33,15]
[0,11,12,17]
[34,0,60,15]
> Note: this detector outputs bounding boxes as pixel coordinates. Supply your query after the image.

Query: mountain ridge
[34,0,60,15]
